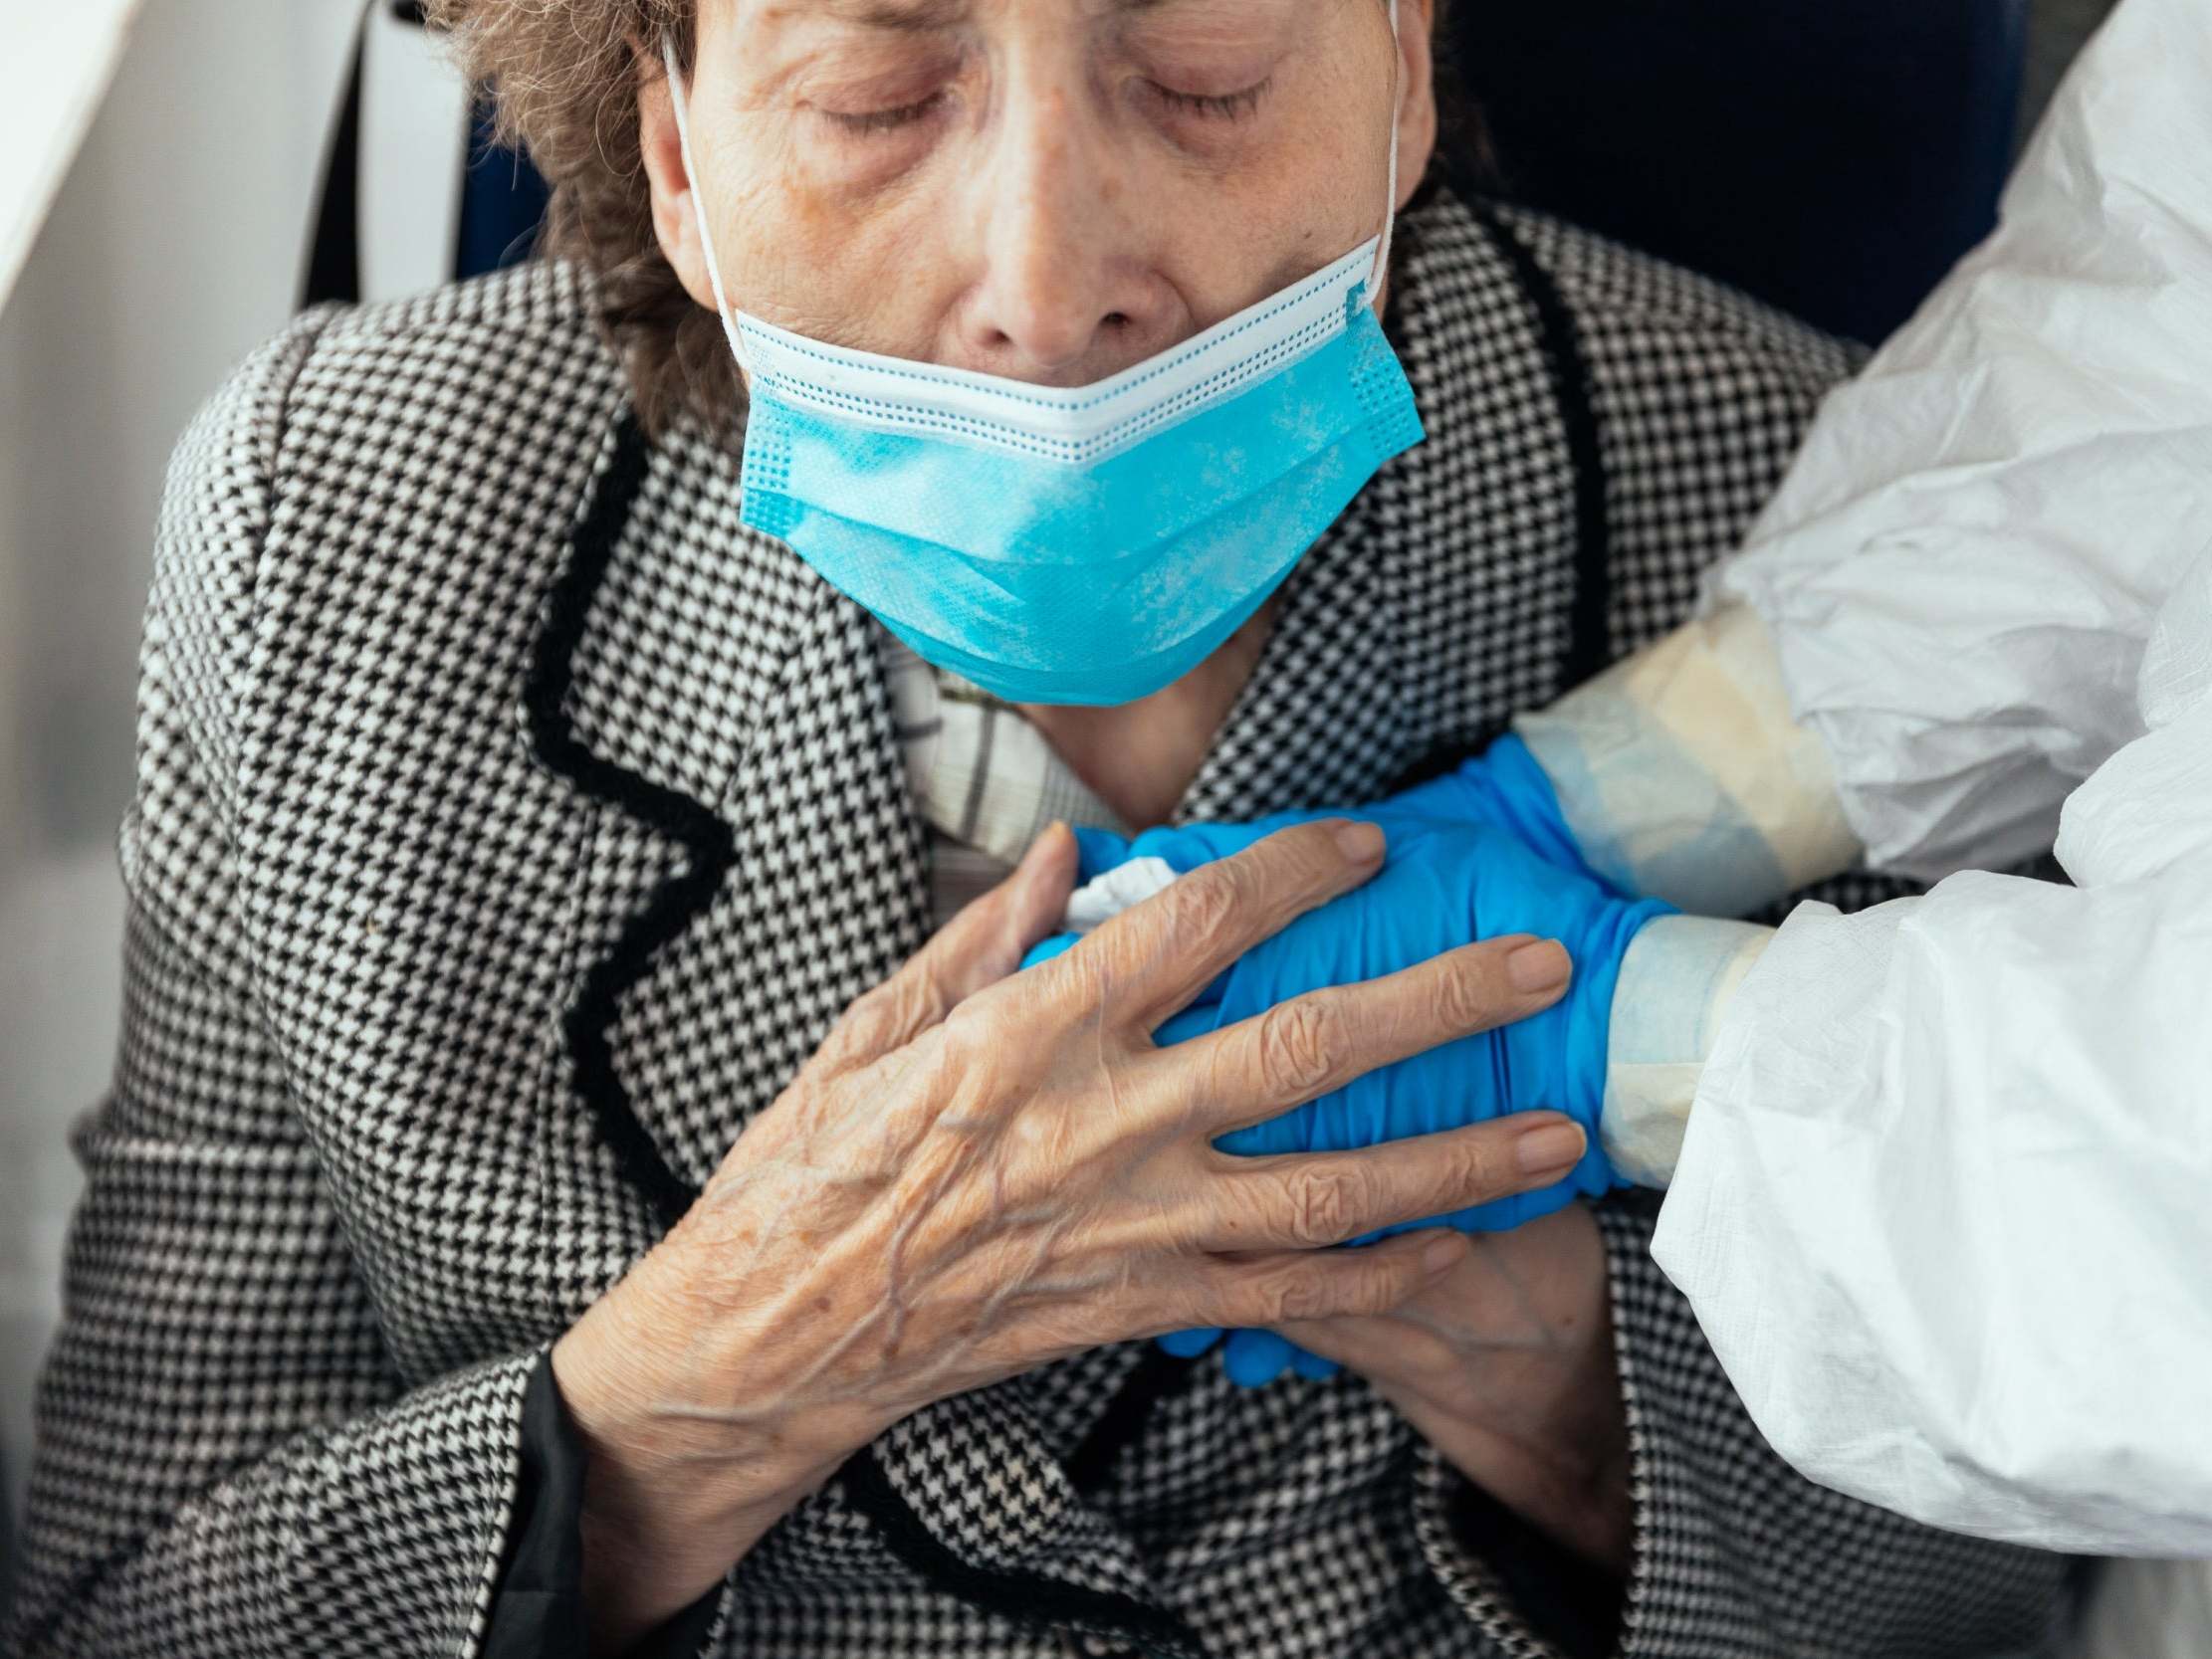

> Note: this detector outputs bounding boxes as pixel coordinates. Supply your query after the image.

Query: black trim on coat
[523,410,714,1230]
[522,413,1204,1655]
[1064,1348,1201,1495]
[842,1447,1205,1659]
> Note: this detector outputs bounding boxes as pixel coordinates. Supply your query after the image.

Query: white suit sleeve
[1653,549,2212,1555]
[1712,0,2212,881]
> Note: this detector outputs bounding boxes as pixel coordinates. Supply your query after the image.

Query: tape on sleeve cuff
[1601,916,1774,1187]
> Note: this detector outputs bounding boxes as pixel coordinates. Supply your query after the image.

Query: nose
[955,81,1175,383]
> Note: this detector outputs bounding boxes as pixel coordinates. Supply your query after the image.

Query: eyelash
[824,92,946,134]
[821,75,1273,137]
[1154,80,1271,121]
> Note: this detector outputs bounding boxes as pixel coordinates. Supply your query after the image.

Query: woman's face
[639,0,1437,387]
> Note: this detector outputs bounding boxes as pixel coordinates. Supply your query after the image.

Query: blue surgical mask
[662,22,1423,707]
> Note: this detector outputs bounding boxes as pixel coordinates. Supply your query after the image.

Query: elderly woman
[9,1,2066,1656]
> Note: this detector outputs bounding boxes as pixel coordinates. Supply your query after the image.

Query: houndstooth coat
[10,185,2068,1659]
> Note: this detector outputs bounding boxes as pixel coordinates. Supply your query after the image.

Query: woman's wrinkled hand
[551,818,1588,1650]
[1275,1202,1634,1576]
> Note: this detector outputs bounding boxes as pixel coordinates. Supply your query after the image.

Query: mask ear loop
[661,34,753,377]
[1365,0,1404,309]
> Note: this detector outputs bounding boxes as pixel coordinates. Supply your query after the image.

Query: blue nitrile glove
[1400,731,1620,893]
[1020,740,1671,1385]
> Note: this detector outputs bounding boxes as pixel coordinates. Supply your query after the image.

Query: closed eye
[1151,79,1271,121]
[823,91,948,133]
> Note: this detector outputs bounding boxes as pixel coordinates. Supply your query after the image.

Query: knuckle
[822,983,901,1063]
[903,962,956,1025]
[936,998,1001,1075]
[1284,1164,1375,1247]
[1271,1269,1333,1324]
[1436,1136,1506,1204]
[815,1011,869,1070]
[1001,1097,1082,1175]
[1431,955,1506,1032]
[1158,864,1243,944]
[1333,1258,1412,1320]
[847,977,902,1030]
[1256,1260,1357,1325]
[936,994,983,1050]
[875,973,940,1045]
[1255,997,1342,1099]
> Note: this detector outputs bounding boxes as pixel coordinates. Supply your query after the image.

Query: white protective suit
[1632,0,2212,1561]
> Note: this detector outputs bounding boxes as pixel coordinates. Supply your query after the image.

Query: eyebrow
[812,0,967,29]
[811,0,1181,27]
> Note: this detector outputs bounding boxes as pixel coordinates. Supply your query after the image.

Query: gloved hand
[1391,731,1618,893]
[1022,739,1671,1383]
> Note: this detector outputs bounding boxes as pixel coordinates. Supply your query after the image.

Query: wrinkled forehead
[710,0,1372,38]
[761,0,1188,25]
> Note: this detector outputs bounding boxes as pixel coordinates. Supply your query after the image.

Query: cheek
[1157,141,1381,317]
[710,131,966,350]
[1166,61,1403,307]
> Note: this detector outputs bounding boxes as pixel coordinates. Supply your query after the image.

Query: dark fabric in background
[331,0,2120,337]
[1444,0,2118,344]
[1446,0,2029,345]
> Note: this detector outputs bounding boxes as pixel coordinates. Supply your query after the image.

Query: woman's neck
[1017,594,1282,831]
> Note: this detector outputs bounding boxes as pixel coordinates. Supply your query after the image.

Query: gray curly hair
[428,2,732,439]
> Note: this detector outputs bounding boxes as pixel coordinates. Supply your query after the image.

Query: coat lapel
[535,410,930,1224]
[532,409,1189,1648]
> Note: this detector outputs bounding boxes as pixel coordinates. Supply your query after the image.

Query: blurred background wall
[0,0,2124,1580]
[0,0,463,1546]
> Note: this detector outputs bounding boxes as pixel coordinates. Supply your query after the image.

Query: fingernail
[1515,1121,1586,1177]
[1421,1232,1467,1274]
[1335,821,1385,864]
[1506,938,1570,993]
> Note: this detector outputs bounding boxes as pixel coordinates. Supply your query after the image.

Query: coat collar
[528,412,931,1218]
[529,409,1196,1648]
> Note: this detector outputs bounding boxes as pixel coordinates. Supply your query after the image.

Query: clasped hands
[1023,739,1671,1389]
[552,744,1656,1648]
